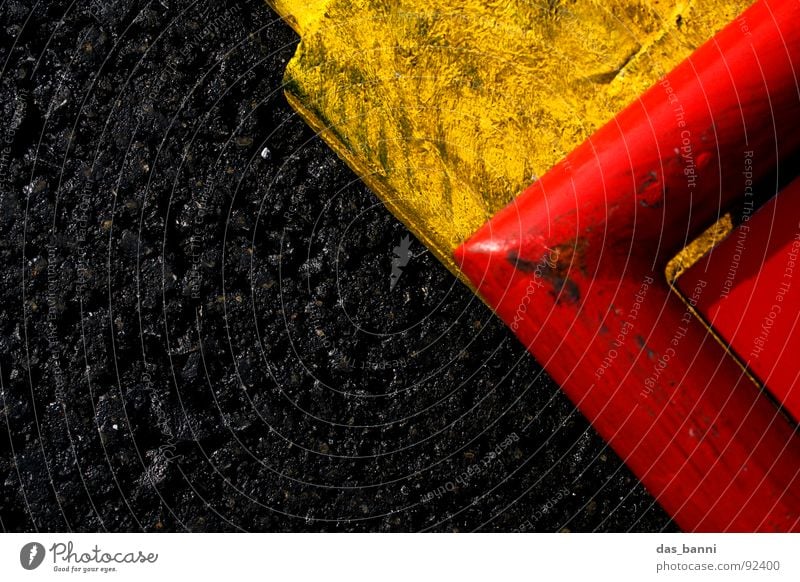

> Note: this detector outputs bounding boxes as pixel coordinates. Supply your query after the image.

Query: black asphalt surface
[0,0,675,532]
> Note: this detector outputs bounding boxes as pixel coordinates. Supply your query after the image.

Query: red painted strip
[677,176,800,422]
[455,0,800,532]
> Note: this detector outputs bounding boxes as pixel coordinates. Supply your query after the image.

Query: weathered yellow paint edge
[265,0,330,35]
[284,90,475,288]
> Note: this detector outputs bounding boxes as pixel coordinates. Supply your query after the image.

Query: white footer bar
[1,533,796,581]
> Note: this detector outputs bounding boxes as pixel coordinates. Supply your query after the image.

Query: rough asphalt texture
[0,0,675,532]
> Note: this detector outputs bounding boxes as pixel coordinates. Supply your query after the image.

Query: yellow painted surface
[267,0,752,280]
[267,0,330,34]
[665,214,734,285]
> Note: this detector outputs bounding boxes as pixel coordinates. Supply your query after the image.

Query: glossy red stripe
[455,0,800,531]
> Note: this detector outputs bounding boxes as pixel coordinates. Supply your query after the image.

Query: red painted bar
[677,176,800,422]
[455,0,800,531]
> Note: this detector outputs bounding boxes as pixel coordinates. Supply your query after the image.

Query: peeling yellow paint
[267,0,752,281]
[665,214,734,285]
